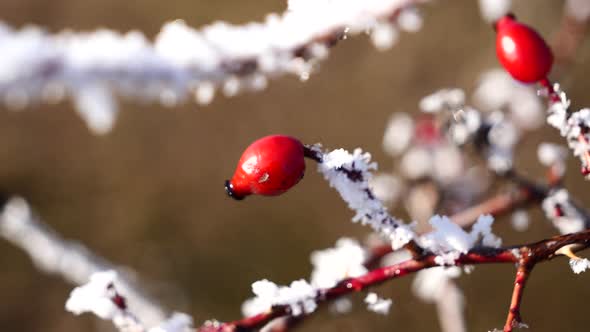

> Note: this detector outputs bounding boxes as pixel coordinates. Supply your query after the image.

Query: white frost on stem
[310,238,368,288]
[243,237,368,317]
[0,0,422,134]
[569,257,590,274]
[0,197,166,327]
[241,279,317,317]
[66,271,145,332]
[419,215,501,265]
[66,271,193,332]
[313,145,416,249]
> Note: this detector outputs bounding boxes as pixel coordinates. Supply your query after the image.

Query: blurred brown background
[0,0,589,331]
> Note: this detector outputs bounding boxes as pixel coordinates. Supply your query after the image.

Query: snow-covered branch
[305,145,417,250]
[66,270,193,332]
[0,196,167,327]
[0,0,423,134]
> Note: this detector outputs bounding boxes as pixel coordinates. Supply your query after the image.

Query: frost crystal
[65,270,121,319]
[364,292,393,315]
[371,23,398,51]
[310,238,368,288]
[242,279,317,317]
[569,258,590,274]
[66,270,146,332]
[73,84,118,134]
[419,215,501,264]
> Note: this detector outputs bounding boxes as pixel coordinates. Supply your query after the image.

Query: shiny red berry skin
[225,135,305,200]
[495,15,553,83]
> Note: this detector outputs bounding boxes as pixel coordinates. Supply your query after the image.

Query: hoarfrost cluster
[310,238,368,288]
[419,215,501,265]
[569,258,590,274]
[241,279,317,317]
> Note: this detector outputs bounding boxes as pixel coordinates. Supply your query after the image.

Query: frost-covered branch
[364,184,546,267]
[304,145,418,252]
[0,0,424,134]
[66,270,193,332]
[195,229,590,332]
[0,196,167,327]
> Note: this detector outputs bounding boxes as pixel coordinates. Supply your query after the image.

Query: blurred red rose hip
[495,14,553,83]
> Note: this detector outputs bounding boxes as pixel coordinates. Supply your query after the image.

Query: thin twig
[503,255,534,332]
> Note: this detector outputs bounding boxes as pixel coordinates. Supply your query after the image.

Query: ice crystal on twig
[66,271,145,332]
[364,292,393,315]
[569,258,590,274]
[241,279,317,317]
[310,238,368,288]
[419,215,501,264]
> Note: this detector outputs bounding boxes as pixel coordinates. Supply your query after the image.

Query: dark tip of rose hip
[224,180,244,200]
[493,12,516,31]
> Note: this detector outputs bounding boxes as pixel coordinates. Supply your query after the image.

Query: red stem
[539,78,561,103]
[503,262,533,332]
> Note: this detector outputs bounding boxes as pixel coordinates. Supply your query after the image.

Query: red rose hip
[495,14,553,83]
[225,135,306,200]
